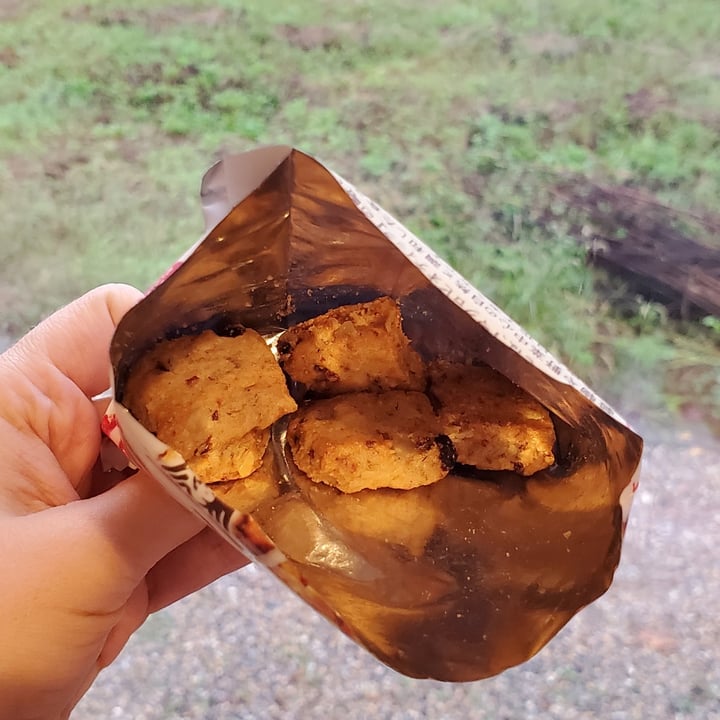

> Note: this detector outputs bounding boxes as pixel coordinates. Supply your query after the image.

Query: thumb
[5,283,143,399]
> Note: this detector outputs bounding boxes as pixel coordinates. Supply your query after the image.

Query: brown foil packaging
[104,146,643,682]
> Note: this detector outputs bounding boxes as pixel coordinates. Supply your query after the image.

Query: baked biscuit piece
[212,449,280,514]
[429,361,555,476]
[287,390,455,493]
[525,463,610,512]
[125,329,297,482]
[297,476,441,557]
[277,297,426,395]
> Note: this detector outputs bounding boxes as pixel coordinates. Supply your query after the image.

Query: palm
[0,286,247,720]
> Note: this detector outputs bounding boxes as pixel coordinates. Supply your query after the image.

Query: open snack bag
[103,146,643,682]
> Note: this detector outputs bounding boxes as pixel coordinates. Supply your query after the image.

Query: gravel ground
[72,422,720,720]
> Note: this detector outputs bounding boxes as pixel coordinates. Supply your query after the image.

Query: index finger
[5,284,142,398]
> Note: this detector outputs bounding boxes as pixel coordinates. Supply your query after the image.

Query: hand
[0,285,248,720]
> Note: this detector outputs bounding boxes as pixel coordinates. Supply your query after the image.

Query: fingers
[96,582,150,670]
[7,283,142,399]
[0,284,142,497]
[66,470,206,609]
[65,469,247,615]
[146,526,249,614]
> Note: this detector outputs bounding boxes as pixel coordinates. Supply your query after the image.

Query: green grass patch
[1,0,718,428]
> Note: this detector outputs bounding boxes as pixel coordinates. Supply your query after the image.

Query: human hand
[0,285,248,720]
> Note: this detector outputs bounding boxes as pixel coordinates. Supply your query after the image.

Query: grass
[1,0,719,429]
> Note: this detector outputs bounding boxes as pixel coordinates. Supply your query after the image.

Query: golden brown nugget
[297,476,442,556]
[277,297,426,395]
[125,329,297,482]
[429,361,555,476]
[212,449,281,514]
[287,390,455,493]
[525,463,611,512]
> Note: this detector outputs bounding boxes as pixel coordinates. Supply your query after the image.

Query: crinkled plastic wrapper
[104,146,643,682]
